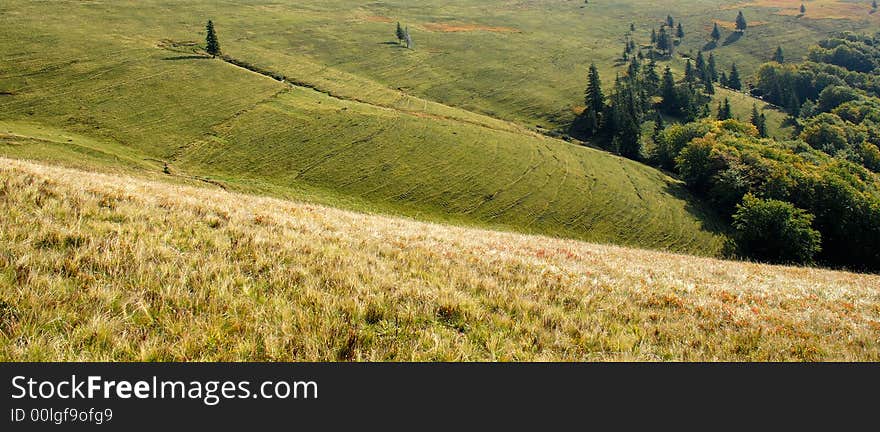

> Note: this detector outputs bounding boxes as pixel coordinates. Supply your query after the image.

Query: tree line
[573,18,880,271]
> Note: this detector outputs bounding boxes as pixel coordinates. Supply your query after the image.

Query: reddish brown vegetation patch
[421,23,520,33]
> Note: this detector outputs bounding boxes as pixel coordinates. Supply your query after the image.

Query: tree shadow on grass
[722,32,742,46]
[162,55,211,61]
[702,41,718,51]
[378,41,406,49]
[662,180,732,241]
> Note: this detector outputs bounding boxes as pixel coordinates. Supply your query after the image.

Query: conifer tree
[684,59,697,84]
[609,77,642,160]
[396,22,405,43]
[651,28,657,44]
[652,109,665,143]
[717,98,732,120]
[719,71,728,87]
[751,104,767,137]
[660,66,677,112]
[642,59,660,96]
[695,51,706,79]
[711,22,721,42]
[667,15,674,28]
[772,46,784,63]
[657,27,673,56]
[735,11,747,33]
[874,0,878,10]
[584,64,605,135]
[707,53,718,82]
[676,22,685,39]
[800,3,806,14]
[703,74,715,94]
[205,20,220,57]
[727,63,742,90]
[630,23,636,32]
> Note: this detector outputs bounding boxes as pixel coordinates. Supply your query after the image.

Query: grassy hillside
[2,159,878,361]
[0,0,733,255]
[5,0,861,130]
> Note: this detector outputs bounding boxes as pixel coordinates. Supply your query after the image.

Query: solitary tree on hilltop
[711,22,721,42]
[205,20,220,57]
[773,46,784,63]
[800,3,806,14]
[666,15,674,27]
[735,11,747,33]
[396,22,405,43]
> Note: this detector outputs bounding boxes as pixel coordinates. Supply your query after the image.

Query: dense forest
[573,27,880,271]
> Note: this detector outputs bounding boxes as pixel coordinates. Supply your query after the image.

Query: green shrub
[732,194,821,264]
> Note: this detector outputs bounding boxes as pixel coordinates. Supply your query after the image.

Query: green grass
[1,0,869,254]
[0,0,740,255]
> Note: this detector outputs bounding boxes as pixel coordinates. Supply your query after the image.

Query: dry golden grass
[1,158,879,361]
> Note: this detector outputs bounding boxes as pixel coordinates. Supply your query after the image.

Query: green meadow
[2,0,874,254]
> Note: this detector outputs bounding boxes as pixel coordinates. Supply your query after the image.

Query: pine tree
[703,74,715,94]
[652,110,665,143]
[785,91,800,117]
[609,77,642,160]
[728,63,742,90]
[874,0,878,10]
[735,11,747,33]
[717,98,732,120]
[684,59,697,85]
[800,3,806,14]
[676,22,685,39]
[396,22,405,43]
[651,28,657,44]
[707,53,718,82]
[667,15,675,28]
[657,27,673,56]
[660,66,677,112]
[205,20,220,57]
[630,23,636,32]
[720,71,728,87]
[751,104,768,137]
[642,59,661,96]
[711,22,721,42]
[695,51,706,79]
[772,46,784,63]
[584,64,605,135]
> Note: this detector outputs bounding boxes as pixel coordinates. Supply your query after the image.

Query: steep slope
[2,159,878,361]
[0,1,728,254]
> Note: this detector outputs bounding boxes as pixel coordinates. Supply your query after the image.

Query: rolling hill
[0,0,748,255]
